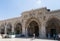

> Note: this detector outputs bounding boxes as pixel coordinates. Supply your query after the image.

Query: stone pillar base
[39,25,46,39]
[0,34,2,39]
[39,34,46,39]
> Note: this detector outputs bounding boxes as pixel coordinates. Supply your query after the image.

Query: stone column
[12,24,14,34]
[0,27,1,34]
[22,26,25,35]
[5,25,7,34]
[25,27,28,37]
[22,22,26,36]
[25,23,28,37]
[40,22,46,38]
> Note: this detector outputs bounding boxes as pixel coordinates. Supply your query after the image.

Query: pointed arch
[14,22,22,34]
[46,17,60,38]
[7,23,12,34]
[27,21,39,37]
[25,17,41,37]
[0,24,5,34]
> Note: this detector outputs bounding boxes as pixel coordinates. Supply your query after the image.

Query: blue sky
[0,0,60,20]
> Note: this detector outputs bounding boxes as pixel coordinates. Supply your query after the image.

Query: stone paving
[0,38,58,41]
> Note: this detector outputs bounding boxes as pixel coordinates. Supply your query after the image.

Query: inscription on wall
[29,13,35,17]
[38,12,42,19]
[24,13,35,19]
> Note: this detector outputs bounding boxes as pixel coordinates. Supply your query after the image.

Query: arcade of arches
[0,18,60,38]
[0,7,60,39]
[0,23,12,34]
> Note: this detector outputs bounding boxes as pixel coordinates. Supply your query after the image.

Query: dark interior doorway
[28,21,39,37]
[34,26,39,37]
[50,29,56,38]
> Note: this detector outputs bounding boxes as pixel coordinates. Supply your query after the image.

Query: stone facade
[0,7,60,38]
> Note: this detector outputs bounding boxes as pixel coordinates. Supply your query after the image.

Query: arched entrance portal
[0,24,5,34]
[15,23,22,34]
[28,21,39,37]
[46,18,60,38]
[7,24,12,34]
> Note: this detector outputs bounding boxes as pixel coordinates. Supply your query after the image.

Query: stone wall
[0,7,60,38]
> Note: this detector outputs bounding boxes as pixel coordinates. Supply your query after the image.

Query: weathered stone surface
[0,7,60,38]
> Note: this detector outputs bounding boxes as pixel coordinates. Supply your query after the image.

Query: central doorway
[28,21,39,37]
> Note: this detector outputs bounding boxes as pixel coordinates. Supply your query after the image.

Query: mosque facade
[0,7,60,38]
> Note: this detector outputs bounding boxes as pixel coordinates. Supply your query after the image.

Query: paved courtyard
[0,38,58,41]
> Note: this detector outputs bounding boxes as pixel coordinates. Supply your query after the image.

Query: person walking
[58,33,60,40]
[33,33,35,39]
[48,33,50,39]
[31,33,35,40]
[53,34,56,40]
